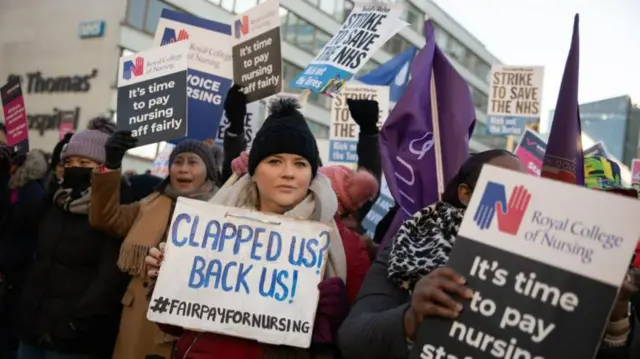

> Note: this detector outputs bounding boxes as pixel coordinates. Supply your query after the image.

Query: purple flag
[378,20,476,250]
[541,14,584,186]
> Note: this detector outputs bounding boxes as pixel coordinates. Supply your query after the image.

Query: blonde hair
[236,181,260,209]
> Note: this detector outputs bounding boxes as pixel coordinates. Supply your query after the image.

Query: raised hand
[132,57,144,76]
[473,181,507,230]
[104,131,138,170]
[177,29,189,41]
[496,185,531,235]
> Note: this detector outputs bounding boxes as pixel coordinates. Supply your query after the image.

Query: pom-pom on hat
[319,165,379,215]
[248,98,320,178]
[62,117,116,164]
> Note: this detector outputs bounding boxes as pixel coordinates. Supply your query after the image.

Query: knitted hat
[62,117,115,164]
[319,165,379,214]
[50,132,74,170]
[168,139,218,182]
[249,98,319,177]
[584,156,638,198]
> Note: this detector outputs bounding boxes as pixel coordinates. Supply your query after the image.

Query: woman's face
[64,156,99,169]
[169,152,207,193]
[458,155,527,206]
[253,153,312,214]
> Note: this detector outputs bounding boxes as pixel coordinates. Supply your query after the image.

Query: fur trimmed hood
[9,150,48,189]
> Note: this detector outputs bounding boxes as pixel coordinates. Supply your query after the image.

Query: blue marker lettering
[217,222,237,252]
[171,213,192,247]
[187,215,200,247]
[233,224,254,254]
[305,238,319,267]
[266,230,282,261]
[188,255,206,288]
[274,270,290,302]
[203,220,221,249]
[288,237,305,267]
[250,231,264,261]
[221,261,237,292]
[235,263,253,294]
[205,259,223,288]
[259,267,276,298]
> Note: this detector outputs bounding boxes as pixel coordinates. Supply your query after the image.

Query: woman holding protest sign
[146,98,351,359]
[338,150,640,359]
[88,86,247,359]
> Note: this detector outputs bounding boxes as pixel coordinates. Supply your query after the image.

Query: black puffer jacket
[14,183,133,358]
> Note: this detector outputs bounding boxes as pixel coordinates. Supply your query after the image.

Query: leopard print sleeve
[387,202,464,291]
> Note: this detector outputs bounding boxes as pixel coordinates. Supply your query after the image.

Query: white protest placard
[291,3,406,93]
[147,198,332,348]
[487,65,544,136]
[329,84,389,164]
[410,165,640,359]
[154,10,233,141]
[215,101,260,147]
[150,143,176,178]
[232,0,282,102]
[117,42,189,146]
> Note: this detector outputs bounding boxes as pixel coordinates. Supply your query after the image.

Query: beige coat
[90,170,175,359]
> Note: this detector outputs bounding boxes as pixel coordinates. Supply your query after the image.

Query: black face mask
[61,167,93,196]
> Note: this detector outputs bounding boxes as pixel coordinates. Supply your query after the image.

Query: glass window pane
[319,0,336,14]
[284,13,298,43]
[127,0,146,29]
[145,0,175,34]
[220,0,235,12]
[314,31,331,53]
[296,18,315,53]
[234,0,258,14]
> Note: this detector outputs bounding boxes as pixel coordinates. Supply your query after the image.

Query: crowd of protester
[0,85,638,359]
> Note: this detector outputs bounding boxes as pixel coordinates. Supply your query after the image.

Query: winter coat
[333,215,370,304]
[0,150,48,355]
[14,181,133,358]
[156,173,346,359]
[90,170,179,359]
[89,132,242,359]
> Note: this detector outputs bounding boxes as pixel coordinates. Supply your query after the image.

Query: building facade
[1,0,507,169]
[548,95,640,168]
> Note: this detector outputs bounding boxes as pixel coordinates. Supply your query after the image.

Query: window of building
[403,2,424,34]
[357,59,380,76]
[125,0,178,34]
[470,85,488,113]
[383,35,410,55]
[432,22,491,83]
[304,0,354,22]
[307,120,330,139]
[280,8,332,55]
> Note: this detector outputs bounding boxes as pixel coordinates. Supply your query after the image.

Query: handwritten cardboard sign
[148,198,332,348]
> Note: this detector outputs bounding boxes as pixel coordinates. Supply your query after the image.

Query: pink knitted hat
[319,165,379,215]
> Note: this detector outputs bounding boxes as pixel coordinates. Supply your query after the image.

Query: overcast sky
[432,0,639,133]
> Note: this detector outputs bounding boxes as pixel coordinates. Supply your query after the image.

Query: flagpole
[429,69,445,200]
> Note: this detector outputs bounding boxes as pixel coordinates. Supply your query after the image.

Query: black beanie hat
[248,98,319,177]
[169,140,218,182]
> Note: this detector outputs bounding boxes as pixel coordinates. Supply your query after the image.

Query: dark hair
[0,122,6,134]
[442,149,517,208]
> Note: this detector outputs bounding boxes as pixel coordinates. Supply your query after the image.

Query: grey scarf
[54,187,92,214]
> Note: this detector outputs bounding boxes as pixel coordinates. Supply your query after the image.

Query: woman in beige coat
[90,137,220,359]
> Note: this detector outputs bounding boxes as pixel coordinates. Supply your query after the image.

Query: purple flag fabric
[541,14,584,186]
[378,20,476,250]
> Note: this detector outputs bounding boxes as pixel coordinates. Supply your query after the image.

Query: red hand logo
[133,57,144,76]
[177,29,189,41]
[495,185,531,235]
